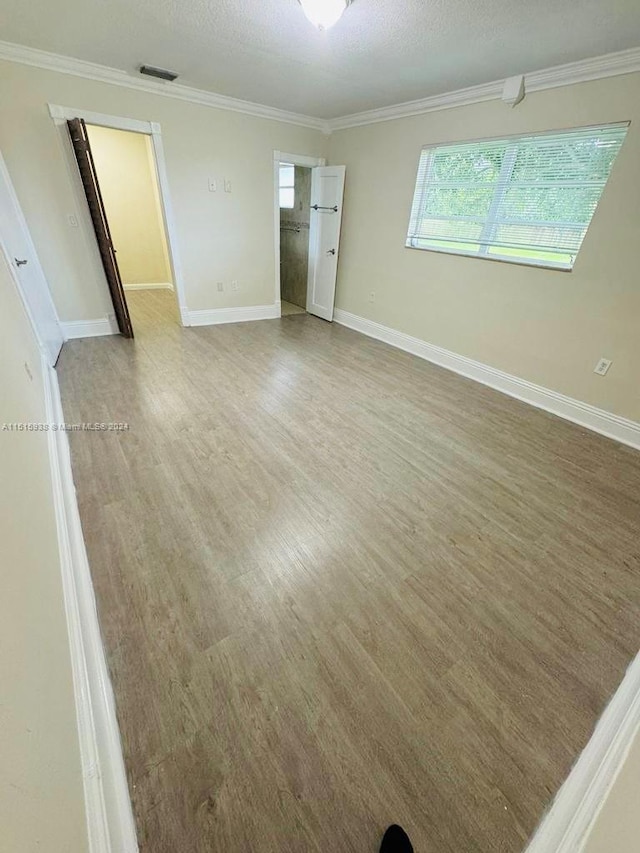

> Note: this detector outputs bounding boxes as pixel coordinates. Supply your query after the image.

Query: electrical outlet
[231,280,239,291]
[67,214,79,227]
[208,178,217,192]
[368,291,375,303]
[217,281,224,292]
[594,357,612,376]
[224,179,232,193]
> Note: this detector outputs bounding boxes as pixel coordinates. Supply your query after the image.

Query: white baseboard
[123,282,173,291]
[43,355,138,852]
[62,317,118,339]
[62,303,280,336]
[525,653,640,852]
[186,304,280,326]
[333,309,640,451]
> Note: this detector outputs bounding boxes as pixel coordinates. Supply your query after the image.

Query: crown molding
[1,38,638,135]
[526,45,640,93]
[328,80,503,131]
[328,46,640,131]
[0,40,329,132]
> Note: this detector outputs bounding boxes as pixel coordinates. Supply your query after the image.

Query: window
[279,163,295,209]
[406,123,628,270]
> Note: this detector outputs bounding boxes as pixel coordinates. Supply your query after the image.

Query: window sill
[405,243,573,273]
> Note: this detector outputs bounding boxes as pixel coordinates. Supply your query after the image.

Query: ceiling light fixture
[298,0,352,30]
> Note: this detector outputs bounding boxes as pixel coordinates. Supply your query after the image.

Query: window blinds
[406,123,628,270]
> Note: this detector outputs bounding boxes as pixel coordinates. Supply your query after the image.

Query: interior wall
[582,724,640,852]
[280,165,311,308]
[328,72,640,422]
[0,59,326,322]
[0,250,87,851]
[86,124,172,287]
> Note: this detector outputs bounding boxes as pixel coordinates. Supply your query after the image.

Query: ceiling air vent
[139,65,179,82]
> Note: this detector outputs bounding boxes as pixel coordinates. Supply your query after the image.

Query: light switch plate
[594,358,612,376]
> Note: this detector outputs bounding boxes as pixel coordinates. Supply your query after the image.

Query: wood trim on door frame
[49,104,189,328]
[273,151,325,316]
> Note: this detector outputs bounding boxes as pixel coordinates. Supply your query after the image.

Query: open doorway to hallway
[279,161,311,317]
[85,124,179,332]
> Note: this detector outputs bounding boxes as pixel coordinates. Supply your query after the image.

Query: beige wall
[0,60,326,321]
[328,73,640,422]
[583,725,640,852]
[86,124,172,286]
[0,251,87,851]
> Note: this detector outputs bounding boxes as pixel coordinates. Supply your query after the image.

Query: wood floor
[281,299,306,316]
[57,289,640,853]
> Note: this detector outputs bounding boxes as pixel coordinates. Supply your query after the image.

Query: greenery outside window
[406,123,629,270]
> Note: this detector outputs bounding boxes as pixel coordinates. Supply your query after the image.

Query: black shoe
[380,824,414,853]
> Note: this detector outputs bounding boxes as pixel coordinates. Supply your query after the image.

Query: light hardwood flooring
[57,289,640,852]
[126,286,181,331]
[281,299,306,316]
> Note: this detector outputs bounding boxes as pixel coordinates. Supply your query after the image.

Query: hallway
[126,287,180,333]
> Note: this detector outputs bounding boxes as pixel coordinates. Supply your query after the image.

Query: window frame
[279,162,295,210]
[405,122,629,273]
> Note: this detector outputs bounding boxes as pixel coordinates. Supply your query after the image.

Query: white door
[306,165,346,321]
[0,152,63,366]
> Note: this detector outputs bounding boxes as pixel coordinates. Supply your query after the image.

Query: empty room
[1,2,639,852]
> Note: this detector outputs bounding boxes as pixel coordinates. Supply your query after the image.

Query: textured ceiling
[1,0,639,118]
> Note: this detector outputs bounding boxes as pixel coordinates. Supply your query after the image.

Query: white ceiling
[1,0,639,119]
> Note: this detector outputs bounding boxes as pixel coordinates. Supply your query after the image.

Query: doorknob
[326,248,336,255]
[15,258,28,267]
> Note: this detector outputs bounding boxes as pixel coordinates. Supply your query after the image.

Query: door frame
[273,150,325,316]
[0,149,64,363]
[49,104,189,327]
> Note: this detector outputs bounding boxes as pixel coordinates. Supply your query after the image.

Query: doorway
[279,161,312,317]
[51,104,188,337]
[273,151,346,322]
[0,150,63,365]
[84,124,178,334]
